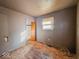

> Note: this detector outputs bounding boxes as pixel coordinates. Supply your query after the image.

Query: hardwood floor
[0,41,76,59]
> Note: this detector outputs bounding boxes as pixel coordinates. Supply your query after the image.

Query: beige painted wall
[0,6,34,55]
[77,1,79,58]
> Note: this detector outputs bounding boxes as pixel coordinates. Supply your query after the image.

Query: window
[42,17,54,30]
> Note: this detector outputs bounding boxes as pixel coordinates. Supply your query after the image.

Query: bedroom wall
[36,6,76,53]
[0,6,34,55]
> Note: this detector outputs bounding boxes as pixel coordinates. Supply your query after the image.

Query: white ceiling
[0,0,77,17]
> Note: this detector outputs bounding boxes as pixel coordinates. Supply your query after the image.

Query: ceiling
[0,0,77,17]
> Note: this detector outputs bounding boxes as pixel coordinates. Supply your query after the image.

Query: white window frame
[42,17,54,30]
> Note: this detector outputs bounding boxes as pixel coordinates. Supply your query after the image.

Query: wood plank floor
[0,41,76,59]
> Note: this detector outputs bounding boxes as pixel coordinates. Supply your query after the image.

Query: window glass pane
[42,17,54,25]
[25,18,32,25]
[43,25,52,30]
[42,20,52,25]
